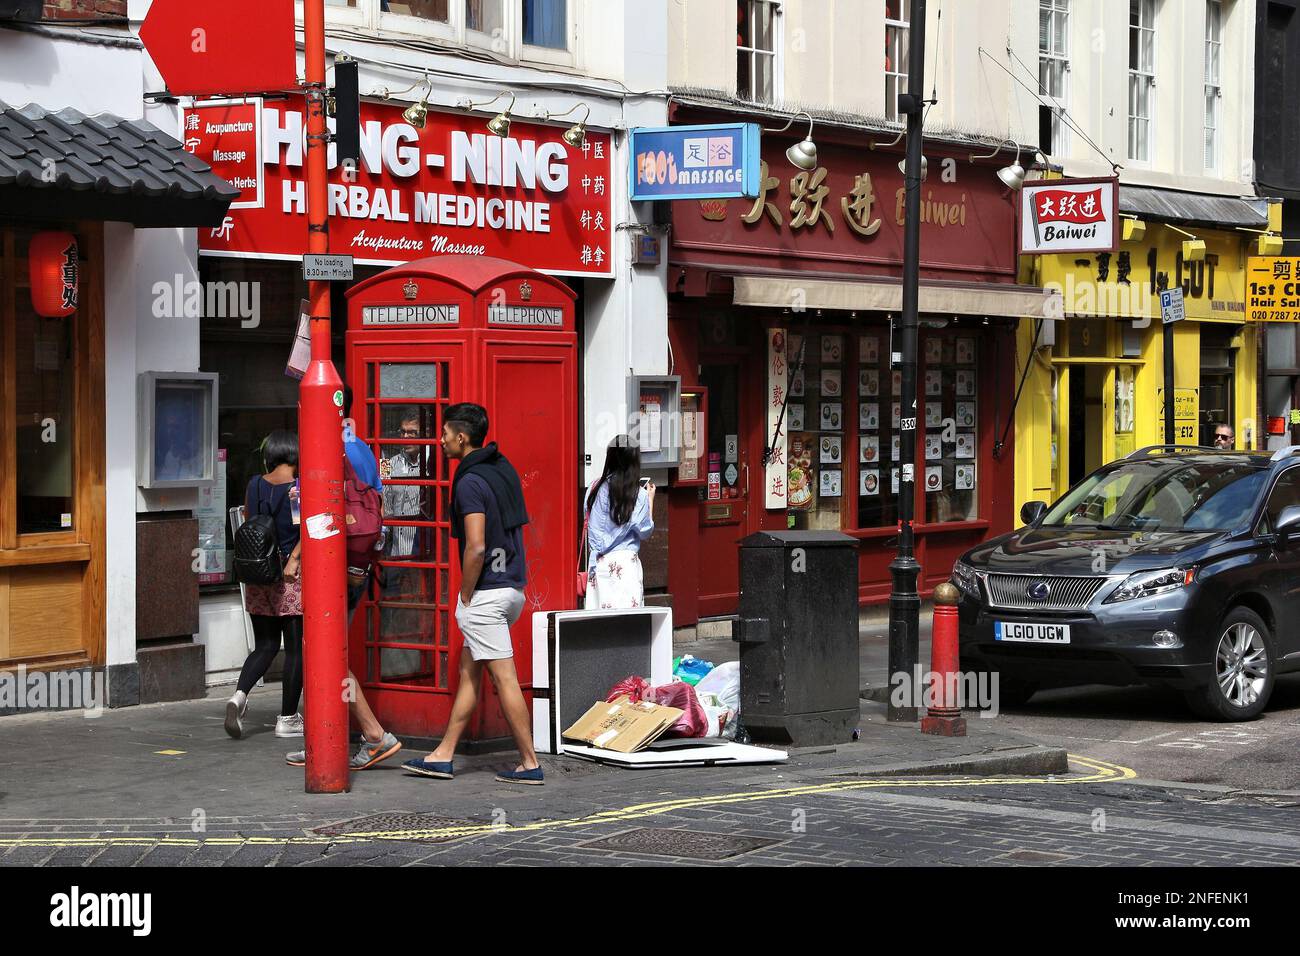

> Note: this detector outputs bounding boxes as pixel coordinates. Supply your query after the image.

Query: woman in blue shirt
[584,437,656,609]
[225,430,305,741]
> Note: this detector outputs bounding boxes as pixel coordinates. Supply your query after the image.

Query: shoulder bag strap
[578,480,599,571]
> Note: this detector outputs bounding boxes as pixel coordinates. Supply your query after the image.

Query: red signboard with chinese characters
[669,113,1019,282]
[186,97,614,277]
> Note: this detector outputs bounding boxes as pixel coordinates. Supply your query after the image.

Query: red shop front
[664,106,1050,627]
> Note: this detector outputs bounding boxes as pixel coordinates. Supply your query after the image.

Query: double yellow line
[0,755,1135,850]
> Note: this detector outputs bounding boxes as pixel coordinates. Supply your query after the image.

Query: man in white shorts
[401,402,543,785]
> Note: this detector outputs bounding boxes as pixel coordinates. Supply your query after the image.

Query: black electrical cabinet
[735,530,860,746]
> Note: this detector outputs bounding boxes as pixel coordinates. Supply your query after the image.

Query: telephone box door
[347,341,463,737]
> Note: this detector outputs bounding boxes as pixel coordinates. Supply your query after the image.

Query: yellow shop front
[1013,204,1273,514]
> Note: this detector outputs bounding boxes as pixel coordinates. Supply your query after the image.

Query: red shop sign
[185,97,614,277]
[670,124,1018,283]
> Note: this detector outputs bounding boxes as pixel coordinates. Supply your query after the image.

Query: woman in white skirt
[583,437,656,610]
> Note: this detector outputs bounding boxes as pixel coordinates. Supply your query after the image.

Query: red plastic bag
[647,682,709,738]
[605,675,650,704]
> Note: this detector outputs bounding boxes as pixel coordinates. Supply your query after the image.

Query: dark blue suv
[953,446,1300,721]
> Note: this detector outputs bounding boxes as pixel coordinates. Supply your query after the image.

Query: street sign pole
[1160,288,1184,446]
[1163,318,1175,445]
[887,0,926,723]
[299,0,350,794]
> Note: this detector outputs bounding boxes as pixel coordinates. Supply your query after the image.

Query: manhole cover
[313,812,488,844]
[579,827,782,860]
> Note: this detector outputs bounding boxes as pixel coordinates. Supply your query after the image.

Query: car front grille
[983,573,1108,611]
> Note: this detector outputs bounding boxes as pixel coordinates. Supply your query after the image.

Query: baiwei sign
[185,97,614,277]
[1019,177,1118,255]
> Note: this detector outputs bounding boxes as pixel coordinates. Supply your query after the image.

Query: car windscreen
[1040,460,1268,532]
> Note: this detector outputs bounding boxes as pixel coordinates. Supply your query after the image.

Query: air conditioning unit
[0,0,44,21]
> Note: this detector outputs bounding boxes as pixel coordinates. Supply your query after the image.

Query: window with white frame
[885,0,910,122]
[321,2,572,59]
[737,0,780,105]
[1128,0,1156,162]
[1038,0,1070,153]
[522,0,567,49]
[380,0,449,23]
[1204,0,1222,172]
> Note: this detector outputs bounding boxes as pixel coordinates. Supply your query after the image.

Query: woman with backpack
[225,430,305,740]
[582,435,656,610]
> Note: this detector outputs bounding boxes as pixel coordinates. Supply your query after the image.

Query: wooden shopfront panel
[0,222,106,669]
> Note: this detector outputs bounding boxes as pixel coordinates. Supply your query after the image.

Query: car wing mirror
[1020,501,1047,527]
[1276,505,1300,541]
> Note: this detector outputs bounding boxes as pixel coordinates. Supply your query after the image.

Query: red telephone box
[345,256,578,742]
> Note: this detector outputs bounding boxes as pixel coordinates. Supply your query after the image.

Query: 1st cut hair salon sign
[1019,177,1119,256]
[184,97,614,277]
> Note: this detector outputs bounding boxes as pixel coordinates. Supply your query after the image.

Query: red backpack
[343,455,383,569]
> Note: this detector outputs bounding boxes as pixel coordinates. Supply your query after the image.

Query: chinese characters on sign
[738,163,907,239]
[1246,257,1300,322]
[629,124,760,201]
[1019,178,1118,255]
[766,328,788,510]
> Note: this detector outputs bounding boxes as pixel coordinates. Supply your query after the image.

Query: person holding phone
[582,435,657,610]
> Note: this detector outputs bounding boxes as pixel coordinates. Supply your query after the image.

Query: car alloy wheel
[1215,622,1268,710]
[1185,607,1274,721]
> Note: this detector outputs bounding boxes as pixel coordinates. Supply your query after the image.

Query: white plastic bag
[695,661,740,738]
[694,691,732,738]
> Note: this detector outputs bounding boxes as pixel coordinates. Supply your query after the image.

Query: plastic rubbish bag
[695,661,740,739]
[694,690,734,738]
[604,675,650,704]
[647,681,710,738]
[672,654,715,686]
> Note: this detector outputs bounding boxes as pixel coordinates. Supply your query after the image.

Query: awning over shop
[0,101,239,228]
[732,275,1055,318]
[1119,184,1269,230]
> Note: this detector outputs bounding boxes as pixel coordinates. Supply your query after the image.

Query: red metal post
[300,0,350,792]
[920,583,967,737]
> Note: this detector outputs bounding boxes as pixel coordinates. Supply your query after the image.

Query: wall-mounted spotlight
[969,138,1024,189]
[899,154,928,180]
[545,103,591,149]
[402,76,433,129]
[1121,215,1146,243]
[764,110,818,170]
[463,91,516,137]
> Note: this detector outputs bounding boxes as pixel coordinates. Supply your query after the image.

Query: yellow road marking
[0,754,1135,850]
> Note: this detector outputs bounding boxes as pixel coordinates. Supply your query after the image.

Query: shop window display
[786,330,850,531]
[780,322,978,532]
[924,334,979,523]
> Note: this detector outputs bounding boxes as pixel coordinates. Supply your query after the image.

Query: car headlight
[951,560,983,599]
[1104,567,1197,604]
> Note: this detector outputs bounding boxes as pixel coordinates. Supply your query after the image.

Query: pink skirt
[244,575,303,617]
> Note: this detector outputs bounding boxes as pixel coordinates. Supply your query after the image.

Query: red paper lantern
[29,231,79,318]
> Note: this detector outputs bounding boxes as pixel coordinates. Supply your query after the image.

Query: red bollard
[920,583,967,736]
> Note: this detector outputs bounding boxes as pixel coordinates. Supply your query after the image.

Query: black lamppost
[887,0,928,722]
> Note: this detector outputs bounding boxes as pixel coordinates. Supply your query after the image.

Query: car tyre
[1183,607,1275,722]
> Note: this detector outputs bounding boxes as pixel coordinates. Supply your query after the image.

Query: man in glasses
[1212,422,1235,450]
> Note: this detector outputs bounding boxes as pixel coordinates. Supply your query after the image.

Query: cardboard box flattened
[562,697,684,753]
